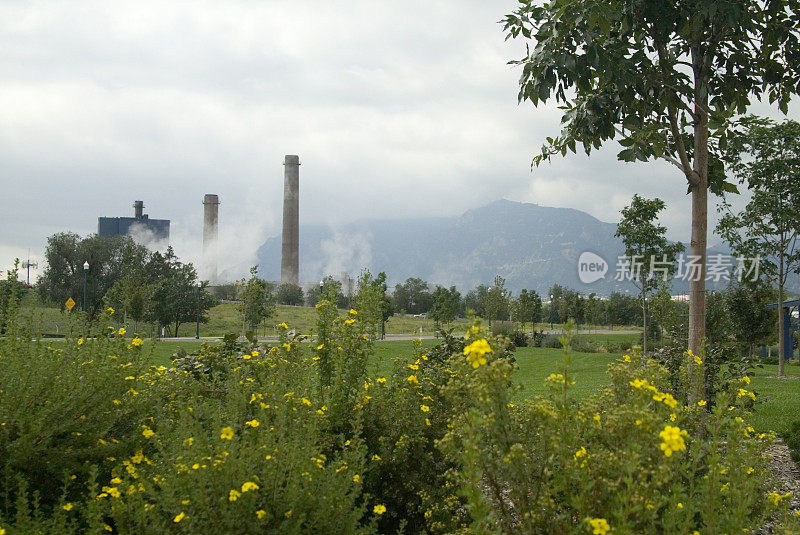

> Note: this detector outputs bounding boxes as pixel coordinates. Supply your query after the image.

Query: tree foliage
[717,117,800,375]
[392,278,433,315]
[236,266,275,333]
[275,283,304,306]
[430,285,462,326]
[615,194,684,352]
[512,288,542,330]
[39,233,149,319]
[503,0,800,356]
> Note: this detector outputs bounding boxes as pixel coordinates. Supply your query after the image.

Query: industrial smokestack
[202,194,220,283]
[281,155,300,285]
[133,200,144,219]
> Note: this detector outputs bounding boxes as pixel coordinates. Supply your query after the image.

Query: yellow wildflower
[463,339,492,368]
[241,481,259,492]
[697,400,707,407]
[77,338,84,345]
[277,322,288,329]
[660,425,687,457]
[220,427,234,440]
[302,398,312,406]
[769,491,791,505]
[345,318,355,324]
[141,426,154,439]
[245,419,260,428]
[353,474,360,483]
[407,375,419,384]
[374,504,386,515]
[62,502,74,511]
[349,309,358,315]
[377,377,386,384]
[317,344,324,350]
[256,510,267,519]
[131,337,143,347]
[420,405,430,412]
[588,517,610,535]
[229,489,241,501]
[118,328,126,336]
[173,512,185,523]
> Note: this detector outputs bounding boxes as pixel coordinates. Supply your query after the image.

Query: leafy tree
[725,281,776,357]
[39,233,149,319]
[717,117,800,376]
[149,250,217,336]
[306,276,348,309]
[483,276,510,324]
[503,0,800,360]
[236,266,276,333]
[615,195,684,352]
[276,283,304,306]
[430,285,462,327]
[605,292,642,326]
[464,284,488,318]
[0,259,25,334]
[511,288,542,331]
[353,271,389,340]
[392,278,433,315]
[104,273,155,332]
[584,293,604,327]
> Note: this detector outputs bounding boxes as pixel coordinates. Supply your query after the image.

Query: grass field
[19,292,641,339]
[128,337,799,435]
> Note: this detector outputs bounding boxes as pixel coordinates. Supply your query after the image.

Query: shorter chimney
[133,200,144,219]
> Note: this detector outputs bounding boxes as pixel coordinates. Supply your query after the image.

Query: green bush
[0,310,159,517]
[1,307,799,533]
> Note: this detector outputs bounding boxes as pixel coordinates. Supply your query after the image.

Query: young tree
[512,288,542,332]
[0,259,25,334]
[353,271,392,340]
[150,253,217,336]
[503,0,800,360]
[483,276,510,325]
[725,281,776,358]
[392,278,433,315]
[236,266,276,333]
[464,284,489,318]
[104,273,155,332]
[615,195,684,352]
[717,118,800,375]
[275,283,304,306]
[430,285,462,327]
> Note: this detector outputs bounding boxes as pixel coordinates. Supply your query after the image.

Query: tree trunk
[779,248,786,377]
[641,288,648,354]
[688,55,709,401]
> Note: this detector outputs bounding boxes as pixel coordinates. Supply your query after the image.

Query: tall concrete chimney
[133,200,144,219]
[202,194,220,283]
[281,155,299,285]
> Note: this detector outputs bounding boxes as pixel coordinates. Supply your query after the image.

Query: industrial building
[98,200,170,243]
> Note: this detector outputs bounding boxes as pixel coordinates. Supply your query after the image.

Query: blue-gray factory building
[98,200,170,243]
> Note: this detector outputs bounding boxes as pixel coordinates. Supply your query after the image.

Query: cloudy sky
[2,0,798,279]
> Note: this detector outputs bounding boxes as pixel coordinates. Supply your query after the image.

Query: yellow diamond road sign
[65,297,76,311]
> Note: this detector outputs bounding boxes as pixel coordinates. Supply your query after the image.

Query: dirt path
[761,439,800,533]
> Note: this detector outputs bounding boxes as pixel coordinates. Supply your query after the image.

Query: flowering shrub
[1,308,800,533]
[439,321,797,533]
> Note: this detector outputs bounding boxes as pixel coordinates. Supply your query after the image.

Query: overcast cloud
[1,0,798,279]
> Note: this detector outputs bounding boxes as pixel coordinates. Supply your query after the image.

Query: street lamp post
[82,261,89,313]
